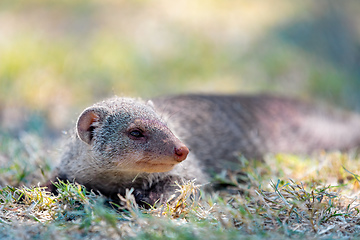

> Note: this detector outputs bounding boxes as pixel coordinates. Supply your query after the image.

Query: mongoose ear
[146,100,155,109]
[76,107,109,144]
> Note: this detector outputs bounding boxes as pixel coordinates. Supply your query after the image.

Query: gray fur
[52,94,360,205]
[153,95,360,173]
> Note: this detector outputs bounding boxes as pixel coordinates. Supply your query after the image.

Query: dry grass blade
[2,134,360,239]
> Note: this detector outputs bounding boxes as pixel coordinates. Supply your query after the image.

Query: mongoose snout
[174,145,189,162]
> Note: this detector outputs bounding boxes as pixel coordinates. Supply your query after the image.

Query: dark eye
[129,130,144,138]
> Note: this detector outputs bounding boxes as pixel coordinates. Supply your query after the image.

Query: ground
[1,132,360,239]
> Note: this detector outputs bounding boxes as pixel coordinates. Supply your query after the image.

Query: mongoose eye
[129,130,145,138]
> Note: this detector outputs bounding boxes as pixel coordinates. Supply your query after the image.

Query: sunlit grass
[1,132,360,239]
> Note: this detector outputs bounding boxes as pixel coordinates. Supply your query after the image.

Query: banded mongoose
[49,94,360,206]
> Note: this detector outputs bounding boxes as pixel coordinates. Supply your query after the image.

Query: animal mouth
[137,155,180,165]
[135,161,177,173]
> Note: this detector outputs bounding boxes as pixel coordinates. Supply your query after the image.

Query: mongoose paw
[133,189,153,206]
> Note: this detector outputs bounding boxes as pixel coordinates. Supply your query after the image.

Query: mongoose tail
[153,94,360,172]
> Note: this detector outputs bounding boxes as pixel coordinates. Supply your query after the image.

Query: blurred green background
[1,0,360,135]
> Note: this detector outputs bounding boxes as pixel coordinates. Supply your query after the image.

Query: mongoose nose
[174,145,189,162]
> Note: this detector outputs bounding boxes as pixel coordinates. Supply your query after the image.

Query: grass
[1,1,360,116]
[1,133,360,239]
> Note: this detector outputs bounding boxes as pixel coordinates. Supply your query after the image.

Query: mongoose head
[76,97,189,173]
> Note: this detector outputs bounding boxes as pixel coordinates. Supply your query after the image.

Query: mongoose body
[51,94,360,205]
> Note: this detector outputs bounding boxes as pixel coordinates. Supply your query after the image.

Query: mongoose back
[50,94,360,206]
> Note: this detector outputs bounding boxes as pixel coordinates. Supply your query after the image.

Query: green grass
[1,133,360,239]
[1,1,359,114]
